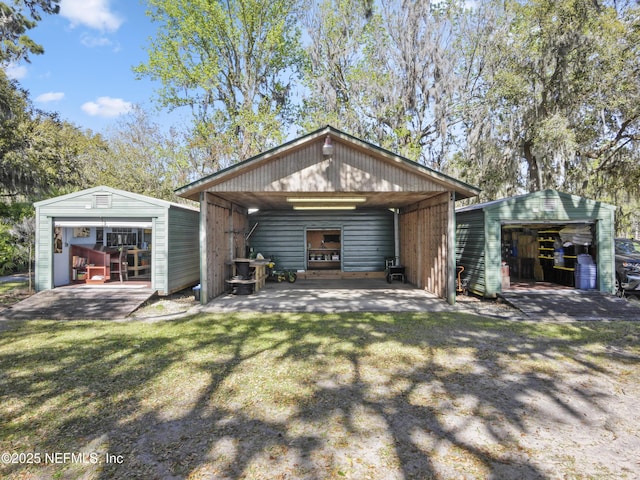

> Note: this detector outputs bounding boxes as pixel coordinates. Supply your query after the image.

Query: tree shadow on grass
[0,313,638,479]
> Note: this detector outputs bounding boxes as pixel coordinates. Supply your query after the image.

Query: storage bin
[577,254,594,265]
[575,264,596,289]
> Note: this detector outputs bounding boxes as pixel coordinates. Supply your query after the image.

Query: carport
[176,125,480,304]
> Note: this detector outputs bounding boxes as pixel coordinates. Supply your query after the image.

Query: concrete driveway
[201,279,640,321]
[499,289,640,321]
[5,279,638,322]
[200,278,519,318]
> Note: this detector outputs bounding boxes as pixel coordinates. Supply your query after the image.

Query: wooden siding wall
[204,194,230,301]
[207,141,448,194]
[400,192,450,299]
[202,193,248,301]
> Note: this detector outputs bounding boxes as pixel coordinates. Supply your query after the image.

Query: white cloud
[60,0,124,32]
[35,92,65,103]
[82,96,133,117]
[80,33,113,48]
[5,63,27,80]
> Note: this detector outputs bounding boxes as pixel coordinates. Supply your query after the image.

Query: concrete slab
[203,278,461,314]
[498,289,640,321]
[0,285,157,320]
[201,279,640,321]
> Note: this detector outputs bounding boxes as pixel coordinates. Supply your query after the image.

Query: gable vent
[544,198,557,212]
[93,194,112,209]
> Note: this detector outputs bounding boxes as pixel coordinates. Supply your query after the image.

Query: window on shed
[93,194,112,209]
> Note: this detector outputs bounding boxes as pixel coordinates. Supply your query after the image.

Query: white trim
[54,220,153,228]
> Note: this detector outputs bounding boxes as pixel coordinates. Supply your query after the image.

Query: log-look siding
[400,192,451,299]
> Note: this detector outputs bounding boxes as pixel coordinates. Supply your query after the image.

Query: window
[107,228,136,247]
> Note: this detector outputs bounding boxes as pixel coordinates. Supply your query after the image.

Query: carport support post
[394,209,400,264]
[447,192,456,305]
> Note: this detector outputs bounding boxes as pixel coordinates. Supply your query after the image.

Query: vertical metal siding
[248,209,394,272]
[456,190,617,296]
[484,216,503,296]
[33,188,200,296]
[167,207,200,295]
[35,212,53,292]
[455,209,487,296]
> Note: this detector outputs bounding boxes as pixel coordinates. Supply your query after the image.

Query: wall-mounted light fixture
[322,135,334,156]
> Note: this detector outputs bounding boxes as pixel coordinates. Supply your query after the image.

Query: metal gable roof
[456,189,616,215]
[34,186,199,212]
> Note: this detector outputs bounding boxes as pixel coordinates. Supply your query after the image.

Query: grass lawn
[0,281,30,307]
[1,312,639,479]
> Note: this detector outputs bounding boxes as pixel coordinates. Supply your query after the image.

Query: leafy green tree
[299,0,467,167]
[8,215,34,286]
[80,106,195,204]
[135,0,302,171]
[0,71,92,198]
[0,71,31,197]
[0,0,60,64]
[298,0,375,136]
[458,0,640,198]
[0,202,32,275]
[353,0,464,168]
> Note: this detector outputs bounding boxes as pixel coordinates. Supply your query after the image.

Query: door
[53,227,70,286]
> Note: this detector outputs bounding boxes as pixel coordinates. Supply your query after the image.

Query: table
[127,248,151,277]
[226,259,270,294]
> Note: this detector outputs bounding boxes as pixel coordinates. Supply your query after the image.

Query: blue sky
[6,0,177,133]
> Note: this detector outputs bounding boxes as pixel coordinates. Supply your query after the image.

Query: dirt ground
[124,293,640,479]
[2,284,639,479]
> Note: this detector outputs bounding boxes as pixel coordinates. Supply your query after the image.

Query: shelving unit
[538,229,576,286]
[70,244,113,284]
[306,229,341,270]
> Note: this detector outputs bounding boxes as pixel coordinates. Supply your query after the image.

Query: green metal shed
[34,186,200,295]
[456,190,616,297]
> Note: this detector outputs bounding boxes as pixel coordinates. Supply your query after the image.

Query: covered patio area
[199,278,490,314]
[176,126,480,305]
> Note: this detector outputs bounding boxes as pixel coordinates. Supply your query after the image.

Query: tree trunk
[523,140,542,192]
